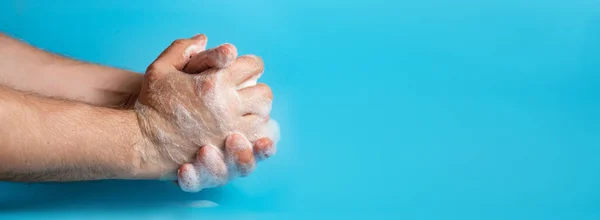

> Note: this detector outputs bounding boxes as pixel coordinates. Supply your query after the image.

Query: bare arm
[0,33,143,108]
[0,34,279,188]
[0,85,153,182]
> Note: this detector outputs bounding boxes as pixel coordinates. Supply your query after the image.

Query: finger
[197,145,229,188]
[238,83,273,116]
[225,133,256,177]
[183,43,238,74]
[253,137,276,162]
[148,34,208,75]
[226,55,265,87]
[177,163,201,193]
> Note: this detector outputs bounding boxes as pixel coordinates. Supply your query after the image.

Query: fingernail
[191,34,207,41]
[190,34,208,51]
[214,44,237,67]
[216,43,231,55]
[218,43,237,56]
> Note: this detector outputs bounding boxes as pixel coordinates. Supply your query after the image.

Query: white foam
[237,76,258,90]
[183,44,203,59]
[178,145,230,192]
[261,119,280,145]
[178,164,200,193]
[225,133,255,178]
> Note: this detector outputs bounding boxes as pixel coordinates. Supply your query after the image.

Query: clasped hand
[135,34,279,192]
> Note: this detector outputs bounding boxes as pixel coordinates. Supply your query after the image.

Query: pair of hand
[134,34,279,192]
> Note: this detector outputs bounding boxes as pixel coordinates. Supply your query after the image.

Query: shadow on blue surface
[0,180,231,212]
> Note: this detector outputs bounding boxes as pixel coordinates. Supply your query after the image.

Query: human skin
[135,34,279,180]
[136,35,279,191]
[0,33,143,108]
[0,33,277,185]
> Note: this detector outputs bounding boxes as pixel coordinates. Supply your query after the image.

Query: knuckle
[257,83,273,100]
[145,63,160,74]
[210,44,237,67]
[242,55,264,72]
[177,163,194,179]
[226,133,245,148]
[219,43,238,57]
[255,138,274,151]
[171,38,189,46]
[144,64,162,81]
[200,79,216,94]
[196,146,209,159]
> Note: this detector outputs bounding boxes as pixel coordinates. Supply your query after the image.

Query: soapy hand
[134,35,279,181]
[176,37,281,192]
[177,37,281,192]
[177,128,279,192]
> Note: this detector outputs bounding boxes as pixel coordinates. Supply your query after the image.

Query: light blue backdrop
[1,0,599,219]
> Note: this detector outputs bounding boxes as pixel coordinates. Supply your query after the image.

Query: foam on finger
[253,137,275,162]
[178,163,201,192]
[177,145,229,193]
[198,145,229,188]
[251,119,280,161]
[225,133,256,178]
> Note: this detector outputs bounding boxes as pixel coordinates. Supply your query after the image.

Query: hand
[176,38,281,192]
[177,130,278,192]
[134,35,278,180]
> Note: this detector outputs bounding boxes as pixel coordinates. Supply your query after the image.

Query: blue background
[1,0,600,219]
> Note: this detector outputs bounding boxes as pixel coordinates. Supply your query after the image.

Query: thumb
[148,34,208,75]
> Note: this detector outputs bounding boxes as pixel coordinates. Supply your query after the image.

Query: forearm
[0,85,150,182]
[0,33,143,108]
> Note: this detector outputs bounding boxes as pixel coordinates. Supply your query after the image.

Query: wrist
[127,105,179,181]
[71,106,151,180]
[0,86,159,182]
[115,108,161,180]
[57,104,160,181]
